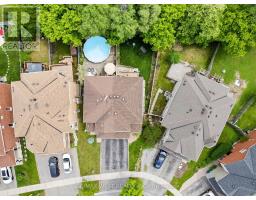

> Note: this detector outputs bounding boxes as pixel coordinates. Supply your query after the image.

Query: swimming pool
[83,36,111,63]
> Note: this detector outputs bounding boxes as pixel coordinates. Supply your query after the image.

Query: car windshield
[159,156,165,161]
[1,171,6,176]
[64,158,69,162]
[3,177,8,180]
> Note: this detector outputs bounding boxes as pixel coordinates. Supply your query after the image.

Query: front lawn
[211,47,256,130]
[78,181,99,196]
[15,139,40,188]
[171,125,241,190]
[129,122,165,171]
[77,105,100,176]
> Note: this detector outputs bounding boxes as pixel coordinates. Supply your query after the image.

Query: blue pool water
[83,36,111,63]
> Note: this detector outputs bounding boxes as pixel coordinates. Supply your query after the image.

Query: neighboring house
[83,76,144,142]
[0,83,17,167]
[209,131,256,196]
[11,61,78,154]
[160,72,234,161]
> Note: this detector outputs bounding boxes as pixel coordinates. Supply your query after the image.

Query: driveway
[99,139,128,192]
[181,176,210,196]
[0,167,17,193]
[141,148,181,196]
[35,148,80,196]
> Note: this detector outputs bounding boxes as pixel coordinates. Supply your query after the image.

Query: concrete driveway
[0,167,17,193]
[181,176,210,196]
[141,148,181,196]
[35,148,80,196]
[99,139,128,193]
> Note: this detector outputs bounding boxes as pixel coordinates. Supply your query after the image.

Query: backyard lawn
[51,41,70,64]
[211,46,256,130]
[30,39,49,63]
[171,125,241,189]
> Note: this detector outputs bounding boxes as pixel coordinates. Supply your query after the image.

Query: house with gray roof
[208,131,256,196]
[160,72,234,161]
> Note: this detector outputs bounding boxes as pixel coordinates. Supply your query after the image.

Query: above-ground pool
[83,36,111,63]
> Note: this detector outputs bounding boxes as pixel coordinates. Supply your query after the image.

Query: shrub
[209,142,233,160]
[168,51,180,64]
[120,178,143,196]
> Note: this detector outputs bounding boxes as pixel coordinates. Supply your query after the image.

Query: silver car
[63,153,72,174]
[0,167,13,184]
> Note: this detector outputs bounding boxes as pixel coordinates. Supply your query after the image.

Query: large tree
[136,5,161,34]
[107,5,138,45]
[78,5,111,38]
[143,5,186,51]
[120,178,143,196]
[39,5,82,46]
[177,5,225,47]
[219,5,256,56]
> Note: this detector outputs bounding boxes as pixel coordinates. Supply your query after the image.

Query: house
[11,60,78,154]
[160,72,234,161]
[83,76,144,142]
[0,83,18,167]
[209,131,256,196]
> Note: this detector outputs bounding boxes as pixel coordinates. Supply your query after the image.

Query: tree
[177,5,225,47]
[40,5,82,46]
[219,5,256,56]
[78,5,111,38]
[143,5,186,51]
[107,5,138,45]
[120,178,143,196]
[136,5,161,34]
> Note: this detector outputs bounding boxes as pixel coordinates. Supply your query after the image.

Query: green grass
[30,39,49,63]
[177,45,213,71]
[171,125,240,190]
[211,47,256,130]
[15,139,40,188]
[153,92,167,115]
[77,105,100,176]
[78,181,99,196]
[20,190,45,196]
[51,41,70,64]
[129,122,165,171]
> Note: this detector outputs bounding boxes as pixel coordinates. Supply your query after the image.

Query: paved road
[35,148,81,196]
[100,139,128,192]
[0,171,182,196]
[181,176,210,196]
[141,148,181,196]
[0,167,17,193]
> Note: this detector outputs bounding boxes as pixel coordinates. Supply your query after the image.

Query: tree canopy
[219,5,256,56]
[177,5,225,47]
[120,178,143,196]
[143,4,186,51]
[39,4,256,56]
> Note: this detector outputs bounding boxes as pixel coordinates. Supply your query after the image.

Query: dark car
[48,156,60,178]
[153,150,167,169]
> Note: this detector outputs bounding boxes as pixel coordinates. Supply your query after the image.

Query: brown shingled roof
[11,64,78,154]
[220,131,256,164]
[0,83,16,167]
[83,76,144,139]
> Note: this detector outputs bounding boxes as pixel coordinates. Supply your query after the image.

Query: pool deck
[84,47,116,75]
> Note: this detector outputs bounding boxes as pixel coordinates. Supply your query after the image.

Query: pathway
[0,171,182,196]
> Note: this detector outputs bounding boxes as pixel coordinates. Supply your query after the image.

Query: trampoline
[83,36,111,63]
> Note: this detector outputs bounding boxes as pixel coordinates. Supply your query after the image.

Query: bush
[120,178,143,196]
[209,142,233,160]
[168,52,180,64]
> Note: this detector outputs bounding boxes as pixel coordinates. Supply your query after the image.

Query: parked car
[0,167,13,184]
[48,156,60,178]
[153,150,168,169]
[63,153,72,174]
